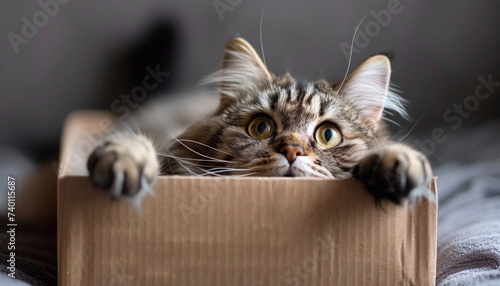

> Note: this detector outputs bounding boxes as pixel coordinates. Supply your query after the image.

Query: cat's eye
[315,124,342,148]
[248,117,275,140]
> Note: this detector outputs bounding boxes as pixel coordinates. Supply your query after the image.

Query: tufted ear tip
[223,37,271,79]
[206,37,273,110]
[336,55,393,127]
[225,37,251,52]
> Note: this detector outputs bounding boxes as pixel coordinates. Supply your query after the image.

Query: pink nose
[280,144,304,163]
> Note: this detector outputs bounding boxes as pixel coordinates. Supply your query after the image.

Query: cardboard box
[58,111,437,286]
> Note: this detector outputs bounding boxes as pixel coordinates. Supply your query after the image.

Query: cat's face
[168,38,406,178]
[208,78,378,178]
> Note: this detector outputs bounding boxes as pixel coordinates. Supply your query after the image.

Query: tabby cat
[87,38,432,205]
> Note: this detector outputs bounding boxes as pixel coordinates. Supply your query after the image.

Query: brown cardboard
[58,110,437,286]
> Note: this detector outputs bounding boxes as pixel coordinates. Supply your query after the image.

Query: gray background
[1,0,499,159]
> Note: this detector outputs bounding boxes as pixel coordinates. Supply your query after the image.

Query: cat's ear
[215,38,273,110]
[336,55,393,128]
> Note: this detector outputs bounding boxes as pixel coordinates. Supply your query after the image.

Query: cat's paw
[87,135,159,199]
[353,143,433,204]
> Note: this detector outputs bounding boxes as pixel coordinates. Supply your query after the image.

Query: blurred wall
[1,0,499,159]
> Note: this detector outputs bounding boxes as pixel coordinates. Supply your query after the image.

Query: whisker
[232,172,258,177]
[157,152,231,164]
[395,113,425,143]
[383,117,402,127]
[157,151,247,177]
[162,153,256,177]
[176,139,235,156]
[197,168,242,177]
[163,153,203,176]
[199,171,258,178]
[335,11,371,96]
[172,138,233,163]
[175,161,199,176]
[200,169,233,176]
[259,0,271,68]
[206,167,251,172]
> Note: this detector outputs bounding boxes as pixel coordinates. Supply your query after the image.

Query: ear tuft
[337,55,407,128]
[203,38,272,110]
[223,38,271,79]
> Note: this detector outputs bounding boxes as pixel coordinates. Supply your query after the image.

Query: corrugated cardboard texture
[58,111,437,286]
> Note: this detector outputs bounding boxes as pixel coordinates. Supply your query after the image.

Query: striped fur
[165,38,404,178]
[88,37,433,205]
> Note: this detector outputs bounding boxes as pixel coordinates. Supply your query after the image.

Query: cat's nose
[280,144,304,163]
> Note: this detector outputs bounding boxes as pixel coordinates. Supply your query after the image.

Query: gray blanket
[433,121,500,285]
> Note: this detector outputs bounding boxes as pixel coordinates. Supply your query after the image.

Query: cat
[87,37,433,205]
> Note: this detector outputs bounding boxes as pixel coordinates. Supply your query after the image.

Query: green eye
[248,117,274,140]
[315,124,342,148]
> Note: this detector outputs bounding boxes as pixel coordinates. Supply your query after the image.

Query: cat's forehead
[231,80,351,131]
[273,81,338,114]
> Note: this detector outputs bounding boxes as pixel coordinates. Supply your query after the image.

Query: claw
[393,160,407,195]
[110,169,124,199]
[368,154,382,186]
